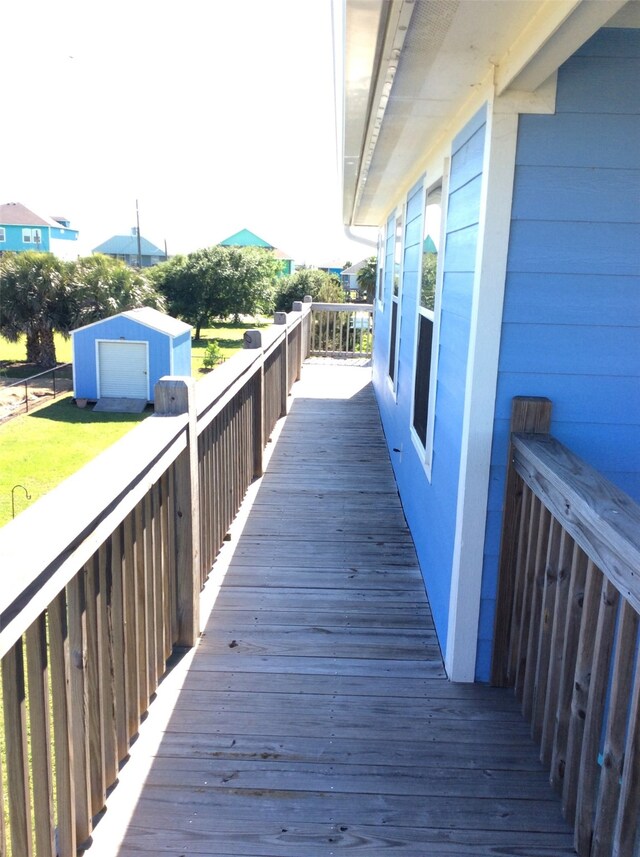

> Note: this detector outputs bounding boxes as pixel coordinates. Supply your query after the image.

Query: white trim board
[445,109,519,683]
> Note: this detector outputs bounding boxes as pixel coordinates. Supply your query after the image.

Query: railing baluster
[540,529,574,765]
[68,571,92,846]
[123,512,140,739]
[574,576,619,855]
[85,554,106,816]
[591,601,639,856]
[2,638,32,856]
[99,539,118,788]
[110,524,129,761]
[521,503,552,716]
[49,590,76,857]
[550,546,589,793]
[611,645,640,857]
[531,517,562,742]
[25,613,55,857]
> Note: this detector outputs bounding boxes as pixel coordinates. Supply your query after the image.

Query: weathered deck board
[88,364,574,856]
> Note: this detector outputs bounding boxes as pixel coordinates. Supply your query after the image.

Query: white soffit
[345,0,632,226]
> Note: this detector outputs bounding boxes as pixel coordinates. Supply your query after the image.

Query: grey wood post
[273,311,289,416]
[155,377,200,647]
[291,303,304,380]
[243,330,264,478]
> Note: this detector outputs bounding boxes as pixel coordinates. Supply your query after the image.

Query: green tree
[356,257,377,302]
[70,254,165,327]
[0,252,70,368]
[274,268,343,312]
[152,246,280,338]
[0,251,166,368]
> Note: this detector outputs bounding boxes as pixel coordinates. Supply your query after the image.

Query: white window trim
[387,202,405,399]
[445,111,519,682]
[376,228,385,311]
[22,228,32,243]
[409,163,450,482]
[0,227,5,242]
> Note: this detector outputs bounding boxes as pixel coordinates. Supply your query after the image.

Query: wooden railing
[308,302,373,358]
[491,397,640,857]
[0,302,311,856]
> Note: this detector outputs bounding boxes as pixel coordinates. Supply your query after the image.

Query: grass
[0,395,149,527]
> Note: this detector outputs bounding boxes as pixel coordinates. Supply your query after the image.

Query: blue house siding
[372,106,487,660]
[172,329,192,376]
[476,28,640,681]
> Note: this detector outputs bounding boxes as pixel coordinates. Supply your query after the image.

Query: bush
[202,340,223,369]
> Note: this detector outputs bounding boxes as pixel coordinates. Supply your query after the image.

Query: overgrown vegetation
[273,268,344,312]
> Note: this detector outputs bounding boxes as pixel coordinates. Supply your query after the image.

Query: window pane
[421,187,441,312]
[388,301,398,381]
[393,210,403,297]
[412,313,433,445]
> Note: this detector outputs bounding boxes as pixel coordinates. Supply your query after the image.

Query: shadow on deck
[89,363,573,856]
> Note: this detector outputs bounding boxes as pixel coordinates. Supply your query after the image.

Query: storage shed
[72,307,192,404]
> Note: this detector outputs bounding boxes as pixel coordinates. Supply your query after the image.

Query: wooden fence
[0,302,311,856]
[308,302,373,358]
[491,397,640,857]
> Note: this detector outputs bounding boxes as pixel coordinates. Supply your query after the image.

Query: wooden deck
[88,363,574,856]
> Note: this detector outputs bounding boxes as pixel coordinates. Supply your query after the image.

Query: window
[0,227,5,242]
[388,207,404,385]
[376,229,385,306]
[412,183,442,448]
[22,227,43,245]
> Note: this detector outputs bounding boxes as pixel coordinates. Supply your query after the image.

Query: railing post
[491,396,552,686]
[155,377,200,648]
[243,330,264,479]
[273,312,289,417]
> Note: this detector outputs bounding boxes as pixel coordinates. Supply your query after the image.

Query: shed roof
[93,234,165,256]
[73,306,191,338]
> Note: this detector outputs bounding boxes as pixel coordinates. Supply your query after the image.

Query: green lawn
[0,395,150,527]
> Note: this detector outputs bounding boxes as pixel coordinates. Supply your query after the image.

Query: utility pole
[136,199,142,268]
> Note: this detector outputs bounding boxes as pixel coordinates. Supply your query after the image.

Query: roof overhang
[341,0,631,226]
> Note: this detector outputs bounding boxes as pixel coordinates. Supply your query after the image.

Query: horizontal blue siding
[476,27,640,682]
[373,106,488,666]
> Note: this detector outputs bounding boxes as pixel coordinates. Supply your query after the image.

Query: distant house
[218,228,294,276]
[0,202,79,260]
[72,307,191,403]
[341,259,368,297]
[316,262,343,277]
[93,229,166,268]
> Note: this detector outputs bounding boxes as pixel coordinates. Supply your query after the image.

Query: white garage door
[98,341,148,399]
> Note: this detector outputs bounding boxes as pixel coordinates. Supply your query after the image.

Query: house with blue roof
[341,0,640,684]
[218,228,295,276]
[0,202,79,260]
[93,229,166,268]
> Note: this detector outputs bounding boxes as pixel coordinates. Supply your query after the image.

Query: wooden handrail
[511,432,640,614]
[491,397,640,857]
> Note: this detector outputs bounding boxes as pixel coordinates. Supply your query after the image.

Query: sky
[1,0,375,267]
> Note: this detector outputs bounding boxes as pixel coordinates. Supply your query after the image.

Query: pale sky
[1,0,374,266]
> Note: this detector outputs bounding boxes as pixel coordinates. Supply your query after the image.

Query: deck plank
[88,364,573,856]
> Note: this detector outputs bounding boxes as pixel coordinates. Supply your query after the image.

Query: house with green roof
[218,228,294,276]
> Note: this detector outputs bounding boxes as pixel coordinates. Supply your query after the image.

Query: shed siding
[372,106,487,659]
[476,28,640,680]
[172,329,192,376]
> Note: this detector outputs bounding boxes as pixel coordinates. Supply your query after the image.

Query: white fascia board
[445,108,519,683]
[496,0,628,95]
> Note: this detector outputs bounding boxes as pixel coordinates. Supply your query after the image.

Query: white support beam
[445,108,519,683]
